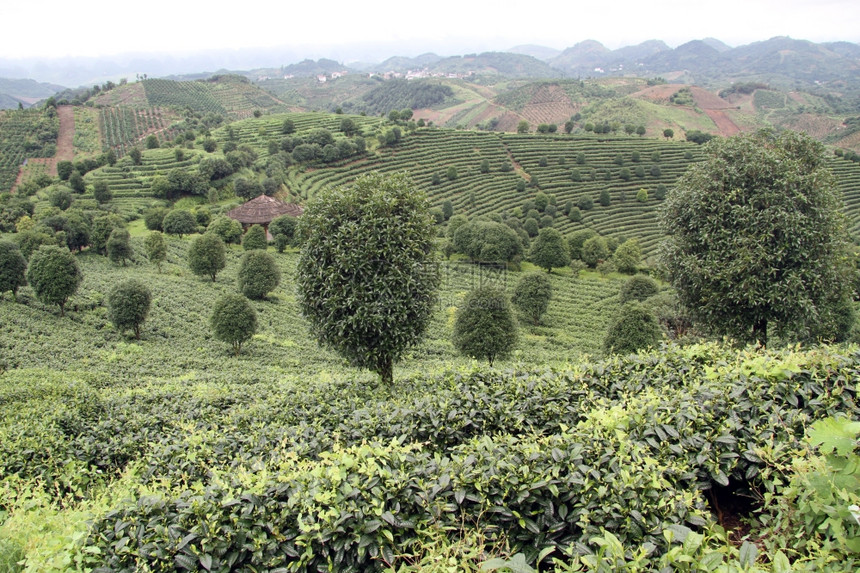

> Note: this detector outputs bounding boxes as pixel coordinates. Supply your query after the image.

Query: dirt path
[12,105,74,191]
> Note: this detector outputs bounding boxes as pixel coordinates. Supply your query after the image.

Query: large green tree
[188,232,226,282]
[297,172,440,385]
[0,240,27,300]
[512,272,553,325]
[108,280,151,339]
[453,286,518,366]
[660,130,853,344]
[529,227,570,272]
[26,245,82,316]
[210,294,257,356]
[237,250,281,299]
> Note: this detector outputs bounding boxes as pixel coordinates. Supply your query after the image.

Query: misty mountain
[1,36,858,100]
[508,45,562,61]
[365,53,444,73]
[0,77,66,109]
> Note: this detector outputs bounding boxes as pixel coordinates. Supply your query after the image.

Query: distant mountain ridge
[1,36,858,106]
[0,77,65,108]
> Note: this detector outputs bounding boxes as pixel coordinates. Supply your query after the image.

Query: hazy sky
[1,0,858,61]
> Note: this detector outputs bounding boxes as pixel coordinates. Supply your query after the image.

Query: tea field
[0,236,859,571]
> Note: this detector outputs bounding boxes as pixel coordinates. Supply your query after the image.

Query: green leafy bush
[107,279,151,339]
[237,250,280,299]
[188,232,226,281]
[242,224,268,251]
[26,245,82,316]
[210,293,257,355]
[453,287,518,366]
[603,301,662,355]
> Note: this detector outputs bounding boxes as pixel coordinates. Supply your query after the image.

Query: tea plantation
[0,235,858,571]
[3,105,860,571]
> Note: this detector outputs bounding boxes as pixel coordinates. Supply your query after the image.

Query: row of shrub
[2,344,858,569]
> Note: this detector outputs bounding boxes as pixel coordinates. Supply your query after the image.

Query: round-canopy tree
[529,227,570,272]
[207,216,243,244]
[269,214,298,251]
[612,238,642,274]
[108,280,151,339]
[107,227,133,266]
[453,220,522,265]
[26,245,82,316]
[297,171,440,385]
[144,231,167,272]
[603,301,662,355]
[188,232,226,282]
[0,240,27,300]
[620,274,659,304]
[210,293,257,356]
[453,286,518,366]
[162,209,197,239]
[660,130,853,345]
[242,224,268,251]
[512,272,553,325]
[237,250,281,299]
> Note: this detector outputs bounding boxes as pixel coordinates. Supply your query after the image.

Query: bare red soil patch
[12,105,74,190]
[705,109,742,136]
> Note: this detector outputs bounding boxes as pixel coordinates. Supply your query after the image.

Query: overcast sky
[1,0,858,61]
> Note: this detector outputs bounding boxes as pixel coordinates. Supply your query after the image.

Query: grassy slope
[0,238,625,385]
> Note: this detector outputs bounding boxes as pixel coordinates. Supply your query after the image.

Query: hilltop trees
[660,130,853,345]
[297,172,440,385]
[26,245,82,316]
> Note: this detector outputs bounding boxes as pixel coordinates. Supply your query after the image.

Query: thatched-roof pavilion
[227,195,303,232]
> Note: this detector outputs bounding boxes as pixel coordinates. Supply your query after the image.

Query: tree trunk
[378,358,393,386]
[753,318,768,347]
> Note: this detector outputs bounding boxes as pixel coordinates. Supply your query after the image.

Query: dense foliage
[210,292,258,355]
[1,341,858,571]
[453,286,518,366]
[297,172,440,385]
[512,272,553,325]
[188,232,227,281]
[237,250,280,299]
[660,130,853,345]
[25,244,82,315]
[0,239,27,299]
[603,301,663,355]
[241,224,267,251]
[360,79,454,115]
[107,279,151,339]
